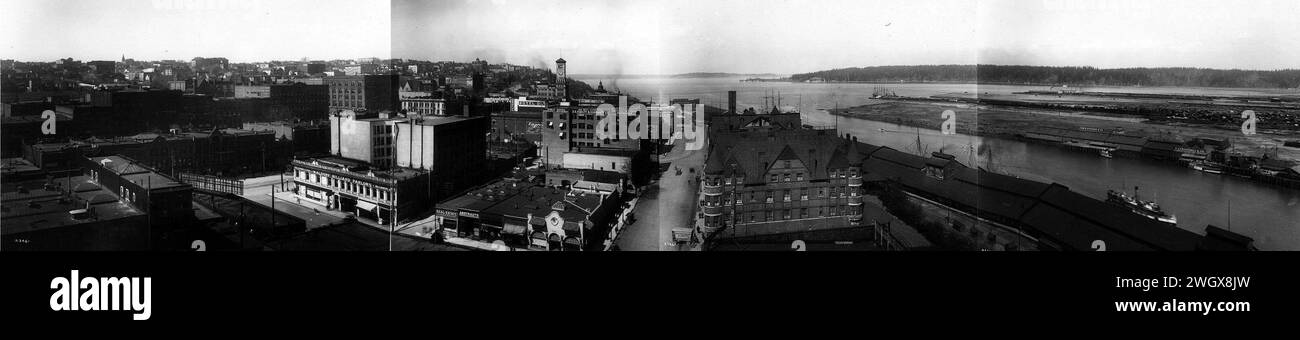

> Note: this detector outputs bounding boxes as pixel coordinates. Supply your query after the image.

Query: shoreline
[827,101,1300,190]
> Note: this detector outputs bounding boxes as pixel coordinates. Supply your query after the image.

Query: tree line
[790,65,1300,88]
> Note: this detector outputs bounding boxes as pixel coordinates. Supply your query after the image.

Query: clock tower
[555,58,567,100]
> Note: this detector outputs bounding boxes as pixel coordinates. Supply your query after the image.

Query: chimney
[728,90,737,114]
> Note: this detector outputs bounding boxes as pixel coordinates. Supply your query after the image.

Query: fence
[179,172,245,195]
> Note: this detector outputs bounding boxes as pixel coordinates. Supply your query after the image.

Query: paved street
[615,138,708,251]
[239,173,344,229]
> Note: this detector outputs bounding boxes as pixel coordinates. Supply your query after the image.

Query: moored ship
[1106,187,1177,225]
[1190,160,1224,174]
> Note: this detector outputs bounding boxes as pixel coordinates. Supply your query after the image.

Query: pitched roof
[705,129,855,184]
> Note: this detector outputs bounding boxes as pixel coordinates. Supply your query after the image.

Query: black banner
[3,252,1296,325]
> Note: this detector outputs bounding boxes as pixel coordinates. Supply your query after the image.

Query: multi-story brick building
[325,75,398,114]
[291,156,428,225]
[539,103,641,167]
[327,111,488,200]
[699,128,870,237]
[23,128,286,177]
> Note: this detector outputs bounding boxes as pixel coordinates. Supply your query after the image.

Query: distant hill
[571,73,783,79]
[671,72,783,79]
[790,65,1300,88]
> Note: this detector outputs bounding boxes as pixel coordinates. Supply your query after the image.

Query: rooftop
[1,158,41,176]
[440,179,609,231]
[491,111,543,119]
[409,115,482,126]
[1,175,145,235]
[438,179,533,212]
[88,155,187,189]
[484,186,603,228]
[295,156,428,181]
[706,127,1208,251]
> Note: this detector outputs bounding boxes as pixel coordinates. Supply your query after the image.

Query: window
[783,190,791,202]
[770,174,778,182]
[796,172,804,181]
[801,208,808,218]
[783,173,790,182]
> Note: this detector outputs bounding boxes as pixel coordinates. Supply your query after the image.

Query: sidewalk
[268,191,347,229]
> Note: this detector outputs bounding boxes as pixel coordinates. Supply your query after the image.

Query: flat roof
[483,186,603,225]
[2,176,145,235]
[89,155,187,189]
[438,179,532,212]
[295,156,428,181]
[492,111,543,119]
[410,115,483,126]
[1,158,41,175]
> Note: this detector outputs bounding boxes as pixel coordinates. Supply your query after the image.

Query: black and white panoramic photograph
[3,0,1299,253]
[7,0,1300,325]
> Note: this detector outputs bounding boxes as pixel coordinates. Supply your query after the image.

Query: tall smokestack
[728,91,737,114]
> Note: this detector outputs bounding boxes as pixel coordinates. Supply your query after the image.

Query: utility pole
[390,186,397,252]
[271,183,276,238]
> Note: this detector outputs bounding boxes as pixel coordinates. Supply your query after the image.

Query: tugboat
[1107,186,1178,225]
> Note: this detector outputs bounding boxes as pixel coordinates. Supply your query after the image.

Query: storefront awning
[355,201,377,211]
[503,224,528,236]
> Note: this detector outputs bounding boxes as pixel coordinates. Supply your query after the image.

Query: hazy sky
[5,0,1298,74]
[1,0,392,62]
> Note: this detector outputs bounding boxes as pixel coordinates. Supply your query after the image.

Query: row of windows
[726,187,856,203]
[713,206,854,224]
[768,172,805,183]
[708,168,860,186]
[296,170,393,201]
[330,88,363,94]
